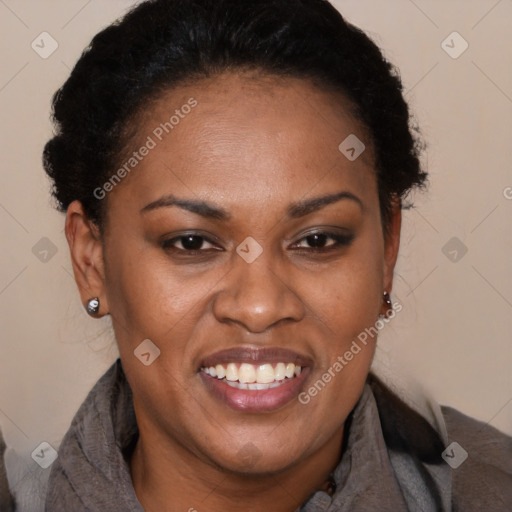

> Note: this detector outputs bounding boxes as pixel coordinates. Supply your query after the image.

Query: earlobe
[65,200,109,317]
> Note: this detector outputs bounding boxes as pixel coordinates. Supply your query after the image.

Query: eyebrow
[140,190,363,220]
[140,195,230,220]
[287,191,363,218]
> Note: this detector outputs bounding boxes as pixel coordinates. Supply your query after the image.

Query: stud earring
[86,297,100,316]
[382,291,392,315]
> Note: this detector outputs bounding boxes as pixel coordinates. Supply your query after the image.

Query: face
[67,71,400,475]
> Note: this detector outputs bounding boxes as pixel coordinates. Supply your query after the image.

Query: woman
[42,0,511,510]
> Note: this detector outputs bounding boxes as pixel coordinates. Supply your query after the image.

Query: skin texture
[65,71,401,512]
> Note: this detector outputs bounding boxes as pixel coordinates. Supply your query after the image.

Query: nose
[212,254,305,333]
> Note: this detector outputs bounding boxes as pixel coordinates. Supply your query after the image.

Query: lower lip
[199,369,310,413]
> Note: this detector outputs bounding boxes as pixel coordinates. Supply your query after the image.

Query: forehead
[108,71,377,214]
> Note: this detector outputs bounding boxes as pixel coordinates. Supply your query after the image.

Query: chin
[207,443,302,476]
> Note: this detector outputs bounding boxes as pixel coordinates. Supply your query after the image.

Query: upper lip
[199,346,313,369]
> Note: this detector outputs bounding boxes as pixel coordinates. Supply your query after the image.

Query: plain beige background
[1,0,511,507]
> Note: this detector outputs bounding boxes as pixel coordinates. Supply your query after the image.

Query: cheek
[104,249,213,431]
[105,245,217,339]
[104,244,232,402]
[304,236,384,340]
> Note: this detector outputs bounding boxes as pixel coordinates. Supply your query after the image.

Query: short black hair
[43,0,427,230]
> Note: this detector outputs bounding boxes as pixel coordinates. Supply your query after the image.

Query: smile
[200,362,302,390]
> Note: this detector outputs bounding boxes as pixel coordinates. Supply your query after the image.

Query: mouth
[198,347,311,412]
[200,362,303,390]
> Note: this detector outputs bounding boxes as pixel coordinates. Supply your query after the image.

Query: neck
[129,423,344,512]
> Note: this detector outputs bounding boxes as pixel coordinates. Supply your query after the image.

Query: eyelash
[161,230,354,256]
[291,232,354,252]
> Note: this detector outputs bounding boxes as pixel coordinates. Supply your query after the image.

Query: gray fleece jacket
[43,359,512,511]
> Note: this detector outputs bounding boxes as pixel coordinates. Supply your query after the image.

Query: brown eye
[304,233,329,248]
[162,234,218,252]
[292,231,354,251]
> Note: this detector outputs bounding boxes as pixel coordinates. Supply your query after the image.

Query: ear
[382,196,402,296]
[65,200,109,317]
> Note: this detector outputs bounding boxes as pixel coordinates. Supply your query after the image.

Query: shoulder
[45,359,138,511]
[441,405,512,511]
[367,373,512,510]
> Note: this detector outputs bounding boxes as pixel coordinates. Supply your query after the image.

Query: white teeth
[226,381,248,390]
[227,381,269,390]
[226,363,238,382]
[256,364,275,384]
[215,364,226,379]
[274,362,286,381]
[252,382,271,390]
[201,361,304,388]
[239,363,256,383]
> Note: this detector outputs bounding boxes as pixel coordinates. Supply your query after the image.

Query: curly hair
[43,0,427,230]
